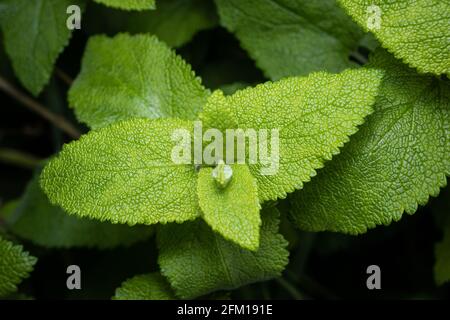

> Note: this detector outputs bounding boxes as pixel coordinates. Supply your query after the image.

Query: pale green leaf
[40,118,200,225]
[94,0,155,11]
[291,49,450,234]
[0,0,84,95]
[69,34,209,129]
[7,168,153,249]
[0,236,36,297]
[200,68,383,202]
[157,206,289,299]
[215,0,364,79]
[338,0,450,76]
[114,273,176,300]
[435,218,450,285]
[197,164,261,250]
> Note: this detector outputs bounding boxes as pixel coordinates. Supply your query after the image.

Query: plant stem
[0,75,80,139]
[0,148,42,169]
[350,51,368,65]
[276,278,304,300]
[55,68,73,86]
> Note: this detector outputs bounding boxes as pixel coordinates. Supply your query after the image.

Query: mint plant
[0,0,448,300]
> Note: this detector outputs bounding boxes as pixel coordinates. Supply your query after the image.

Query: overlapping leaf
[40,118,200,225]
[7,168,153,248]
[87,0,218,48]
[157,207,289,298]
[338,0,450,76]
[197,164,261,250]
[0,0,85,95]
[0,237,36,297]
[201,68,383,201]
[69,34,209,129]
[215,0,364,79]
[114,273,176,300]
[94,0,155,11]
[291,49,450,234]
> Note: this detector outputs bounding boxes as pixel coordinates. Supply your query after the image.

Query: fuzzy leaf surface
[215,0,364,79]
[157,207,289,298]
[69,34,209,129]
[41,118,199,225]
[291,50,450,234]
[201,68,383,201]
[339,0,450,75]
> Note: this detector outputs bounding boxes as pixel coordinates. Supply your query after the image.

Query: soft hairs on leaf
[215,0,364,79]
[69,34,210,129]
[201,68,383,202]
[0,237,37,297]
[7,167,153,249]
[114,273,176,300]
[93,0,155,11]
[40,118,200,226]
[197,164,261,251]
[291,49,450,234]
[338,0,450,76]
[157,206,289,299]
[0,0,85,95]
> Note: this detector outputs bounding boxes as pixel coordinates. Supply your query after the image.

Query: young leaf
[157,206,289,299]
[291,49,450,234]
[215,0,364,79]
[0,0,85,95]
[338,0,450,76]
[69,34,209,129]
[201,68,383,202]
[7,168,153,249]
[86,0,218,48]
[435,219,450,286]
[114,273,176,300]
[40,118,200,225]
[197,164,261,251]
[94,0,155,11]
[0,236,37,297]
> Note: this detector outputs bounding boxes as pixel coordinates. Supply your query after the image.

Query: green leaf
[86,0,218,48]
[0,236,36,297]
[69,34,209,129]
[338,0,450,76]
[0,200,18,221]
[215,0,364,79]
[0,0,85,95]
[93,0,155,11]
[197,164,261,250]
[113,273,176,300]
[157,206,289,299]
[7,168,153,249]
[40,118,200,225]
[201,68,383,202]
[290,49,450,234]
[126,0,217,47]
